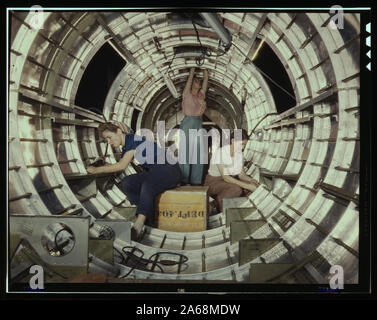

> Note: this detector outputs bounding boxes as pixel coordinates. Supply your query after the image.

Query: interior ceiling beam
[269,88,338,124]
[18,90,105,123]
[242,13,268,63]
[96,13,138,65]
[263,116,312,130]
[198,13,232,50]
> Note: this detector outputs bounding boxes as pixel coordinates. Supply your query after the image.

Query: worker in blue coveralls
[87,122,182,239]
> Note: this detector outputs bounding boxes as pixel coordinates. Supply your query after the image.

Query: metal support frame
[320,182,359,205]
[269,88,338,124]
[243,13,268,63]
[96,13,138,65]
[19,90,105,122]
[199,13,232,50]
[263,116,312,130]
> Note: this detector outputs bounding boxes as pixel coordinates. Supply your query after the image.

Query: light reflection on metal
[107,39,129,62]
[251,38,265,61]
[162,73,179,99]
[199,13,232,50]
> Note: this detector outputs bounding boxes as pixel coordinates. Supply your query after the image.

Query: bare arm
[87,150,135,174]
[217,164,257,192]
[183,67,195,96]
[238,167,259,185]
[201,69,209,94]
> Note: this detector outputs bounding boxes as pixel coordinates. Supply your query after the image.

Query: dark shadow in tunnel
[131,109,140,131]
[253,42,296,113]
[74,42,126,114]
[32,171,66,215]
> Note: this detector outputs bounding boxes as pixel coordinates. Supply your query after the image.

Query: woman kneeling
[87,122,182,239]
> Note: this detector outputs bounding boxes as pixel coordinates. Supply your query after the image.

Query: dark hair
[230,129,249,141]
[97,122,119,136]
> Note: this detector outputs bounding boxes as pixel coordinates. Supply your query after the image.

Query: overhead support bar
[52,118,97,127]
[260,170,299,182]
[198,13,232,50]
[263,116,312,130]
[96,14,138,65]
[107,39,131,63]
[173,46,204,58]
[19,90,105,123]
[244,13,268,62]
[264,111,336,129]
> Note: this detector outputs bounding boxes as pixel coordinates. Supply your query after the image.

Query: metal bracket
[230,219,266,244]
[239,238,281,266]
[10,215,90,267]
[94,219,132,243]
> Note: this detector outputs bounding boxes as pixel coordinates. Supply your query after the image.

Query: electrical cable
[167,50,177,72]
[192,21,209,66]
[97,225,115,240]
[115,245,189,278]
[192,20,231,65]
[232,42,297,102]
[53,226,74,255]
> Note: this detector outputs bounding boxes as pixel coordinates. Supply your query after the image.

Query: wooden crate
[155,186,209,232]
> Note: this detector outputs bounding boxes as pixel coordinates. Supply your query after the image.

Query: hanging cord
[167,49,177,73]
[192,21,211,66]
[192,22,211,56]
[114,246,189,278]
[192,20,231,66]
[232,42,296,102]
[154,36,175,85]
[97,225,115,240]
[213,40,228,57]
[165,50,177,94]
